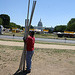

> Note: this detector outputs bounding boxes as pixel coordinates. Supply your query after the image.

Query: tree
[44,27,54,33]
[30,25,34,29]
[54,25,67,32]
[66,18,75,31]
[0,18,2,25]
[67,18,75,25]
[16,25,22,29]
[0,14,10,28]
[10,22,17,28]
[10,22,22,30]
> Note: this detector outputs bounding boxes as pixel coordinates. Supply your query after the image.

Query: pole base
[13,69,27,75]
[13,69,31,75]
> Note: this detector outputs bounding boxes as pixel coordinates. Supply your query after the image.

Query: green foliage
[17,25,22,29]
[67,18,75,25]
[10,22,17,28]
[10,22,22,29]
[0,14,23,29]
[0,18,2,25]
[0,14,10,28]
[66,18,75,31]
[30,25,34,29]
[66,23,75,31]
[44,27,54,33]
[54,25,67,32]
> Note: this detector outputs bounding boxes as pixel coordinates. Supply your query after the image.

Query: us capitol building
[34,19,45,31]
[32,19,54,33]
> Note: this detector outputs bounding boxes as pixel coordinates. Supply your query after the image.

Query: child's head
[29,31,35,37]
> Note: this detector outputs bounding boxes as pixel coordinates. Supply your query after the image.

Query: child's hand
[23,37,26,43]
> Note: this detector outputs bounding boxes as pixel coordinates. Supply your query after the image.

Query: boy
[23,31,35,73]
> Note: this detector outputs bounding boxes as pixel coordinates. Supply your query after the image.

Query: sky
[0,0,75,27]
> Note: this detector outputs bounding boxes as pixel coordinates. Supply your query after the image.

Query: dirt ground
[0,40,75,50]
[0,40,75,75]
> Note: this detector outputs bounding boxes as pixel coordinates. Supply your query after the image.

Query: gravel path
[0,40,75,50]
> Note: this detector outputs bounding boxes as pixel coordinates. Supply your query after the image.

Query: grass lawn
[3,32,75,41]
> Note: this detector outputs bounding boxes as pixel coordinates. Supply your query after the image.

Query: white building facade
[34,19,45,31]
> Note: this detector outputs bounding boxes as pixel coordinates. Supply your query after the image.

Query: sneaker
[25,69,31,73]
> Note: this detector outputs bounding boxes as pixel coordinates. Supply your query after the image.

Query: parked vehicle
[0,25,3,34]
[57,31,75,38]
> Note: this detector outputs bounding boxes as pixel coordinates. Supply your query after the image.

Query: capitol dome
[38,19,43,27]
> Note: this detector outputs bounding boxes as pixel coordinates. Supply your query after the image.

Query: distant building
[33,19,54,33]
[34,19,44,31]
[38,19,43,29]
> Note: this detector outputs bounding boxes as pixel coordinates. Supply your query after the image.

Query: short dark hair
[30,31,35,36]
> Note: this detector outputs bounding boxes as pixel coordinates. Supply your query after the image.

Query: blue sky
[0,0,75,27]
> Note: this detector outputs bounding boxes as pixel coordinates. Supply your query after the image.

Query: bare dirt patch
[0,40,75,50]
[0,41,75,75]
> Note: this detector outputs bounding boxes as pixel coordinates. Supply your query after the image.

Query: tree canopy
[1,14,75,32]
[54,18,75,32]
[54,25,67,32]
[0,14,34,29]
[66,18,75,31]
[10,22,22,29]
[0,14,10,28]
[0,18,2,25]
